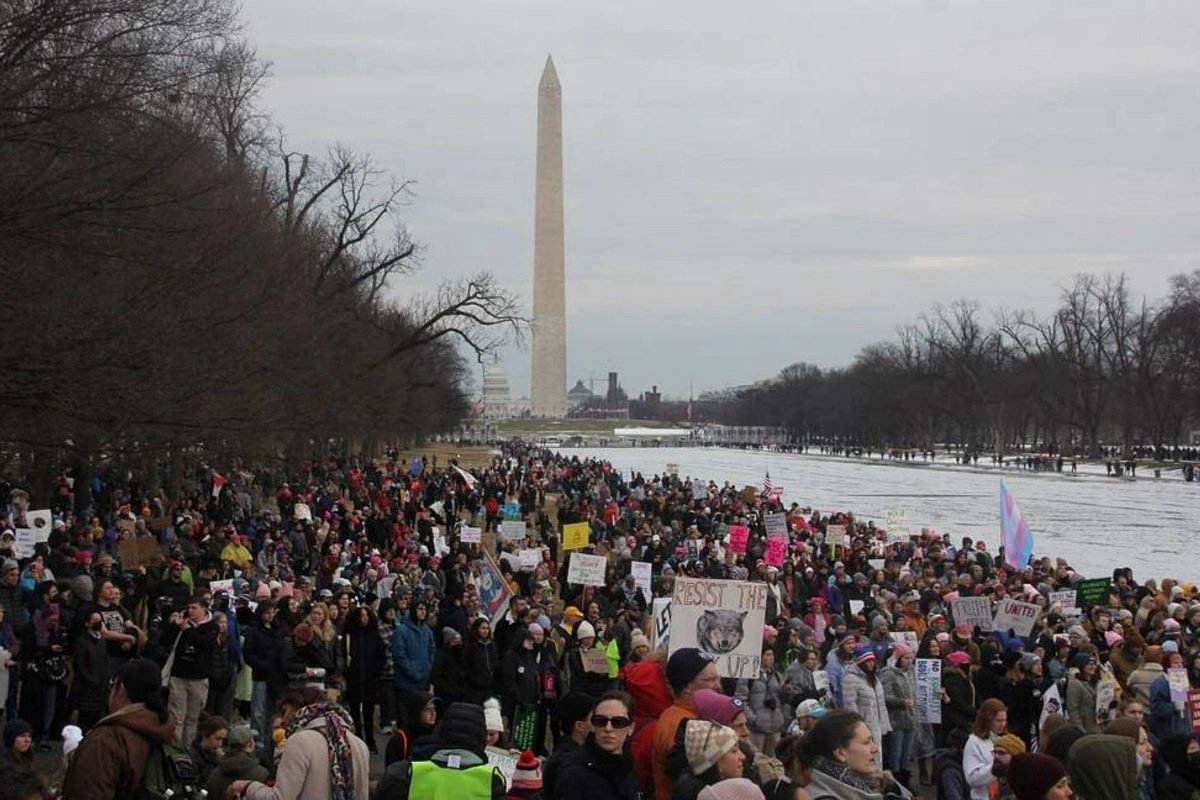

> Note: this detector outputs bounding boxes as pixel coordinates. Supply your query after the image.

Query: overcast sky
[241,1,1200,400]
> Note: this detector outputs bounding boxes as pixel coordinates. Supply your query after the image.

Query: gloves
[763,698,778,710]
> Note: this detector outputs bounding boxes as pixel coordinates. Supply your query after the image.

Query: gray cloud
[241,0,1200,399]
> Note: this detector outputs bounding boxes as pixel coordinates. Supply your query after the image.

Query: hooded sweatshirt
[1068,734,1138,800]
[62,703,177,799]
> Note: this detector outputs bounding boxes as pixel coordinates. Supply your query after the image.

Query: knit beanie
[510,750,543,790]
[692,689,745,726]
[3,719,31,747]
[853,644,876,666]
[575,620,596,640]
[697,778,765,800]
[483,698,504,733]
[255,582,270,600]
[684,720,739,775]
[443,627,462,645]
[667,648,715,693]
[1006,753,1067,800]
[630,629,651,652]
[292,623,314,645]
[994,733,1026,756]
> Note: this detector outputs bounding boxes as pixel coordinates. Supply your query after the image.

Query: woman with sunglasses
[554,691,640,799]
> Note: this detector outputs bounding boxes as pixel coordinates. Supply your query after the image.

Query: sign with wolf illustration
[669,576,767,679]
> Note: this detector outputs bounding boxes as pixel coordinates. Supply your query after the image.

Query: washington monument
[530,55,567,417]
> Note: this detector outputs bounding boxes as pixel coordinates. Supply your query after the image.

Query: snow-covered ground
[555,446,1200,582]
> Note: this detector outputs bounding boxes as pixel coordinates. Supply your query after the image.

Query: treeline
[0,0,522,499]
[697,272,1200,456]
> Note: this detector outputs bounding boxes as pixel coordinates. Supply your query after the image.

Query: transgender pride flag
[1000,480,1035,570]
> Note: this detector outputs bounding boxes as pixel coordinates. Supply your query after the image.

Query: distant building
[481,363,512,418]
[567,380,593,409]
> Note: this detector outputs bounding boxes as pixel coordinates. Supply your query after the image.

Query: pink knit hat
[691,689,745,726]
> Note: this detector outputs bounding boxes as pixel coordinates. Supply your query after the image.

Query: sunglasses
[590,714,632,730]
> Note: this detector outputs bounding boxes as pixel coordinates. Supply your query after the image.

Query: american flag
[762,471,783,499]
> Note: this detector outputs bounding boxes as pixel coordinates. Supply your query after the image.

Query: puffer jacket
[392,615,435,692]
[879,663,917,731]
[841,663,893,746]
[1066,675,1101,734]
[736,668,788,734]
[61,703,177,800]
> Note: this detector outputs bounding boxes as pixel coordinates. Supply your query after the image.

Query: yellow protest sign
[562,521,590,551]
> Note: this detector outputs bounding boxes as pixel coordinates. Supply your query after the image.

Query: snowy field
[555,447,1200,582]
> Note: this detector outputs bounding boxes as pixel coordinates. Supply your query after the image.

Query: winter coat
[462,637,499,704]
[1000,677,1044,746]
[498,633,542,718]
[736,669,788,734]
[243,619,286,689]
[880,664,917,731]
[1150,673,1191,740]
[941,668,977,737]
[554,736,640,800]
[805,767,907,800]
[243,716,371,800]
[71,631,108,713]
[61,703,177,800]
[963,733,995,800]
[1066,675,1102,734]
[392,616,435,692]
[1129,663,1165,707]
[841,663,892,760]
[281,638,334,684]
[431,644,467,704]
[206,748,270,800]
[161,613,218,680]
[345,627,385,697]
[826,651,852,708]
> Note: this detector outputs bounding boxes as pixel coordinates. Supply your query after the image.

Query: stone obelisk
[530,54,567,418]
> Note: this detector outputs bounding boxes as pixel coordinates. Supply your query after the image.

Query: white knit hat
[684,720,739,775]
[483,698,504,733]
[698,778,765,800]
[576,620,596,640]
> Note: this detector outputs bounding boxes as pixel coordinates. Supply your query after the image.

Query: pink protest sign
[728,525,749,553]
[765,536,786,567]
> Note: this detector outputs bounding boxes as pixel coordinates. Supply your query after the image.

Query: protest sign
[118,536,163,569]
[25,509,52,544]
[813,670,830,694]
[1075,578,1111,607]
[567,553,607,587]
[826,525,846,548]
[501,503,522,520]
[580,648,610,674]
[209,579,234,595]
[890,631,919,654]
[950,596,994,632]
[992,598,1040,637]
[867,558,885,572]
[765,536,787,568]
[14,529,34,558]
[670,576,767,679]
[1189,690,1200,733]
[666,463,679,476]
[1040,683,1063,730]
[1096,677,1118,727]
[519,549,541,570]
[691,479,708,500]
[884,508,909,541]
[293,503,312,523]
[562,522,589,551]
[631,561,653,603]
[476,552,512,622]
[916,658,942,724]
[1170,668,1190,703]
[849,600,865,617]
[459,525,482,544]
[486,747,518,789]
[652,597,672,649]
[1050,590,1079,615]
[499,520,525,540]
[764,513,787,538]
[727,525,749,554]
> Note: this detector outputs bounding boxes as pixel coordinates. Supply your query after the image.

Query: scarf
[288,701,357,800]
[812,755,879,794]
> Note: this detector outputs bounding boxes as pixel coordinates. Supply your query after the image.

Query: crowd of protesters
[0,443,1196,799]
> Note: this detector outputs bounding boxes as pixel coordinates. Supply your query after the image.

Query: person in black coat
[343,606,385,753]
[462,618,499,704]
[554,691,639,800]
[242,600,285,736]
[431,628,467,704]
[70,608,108,732]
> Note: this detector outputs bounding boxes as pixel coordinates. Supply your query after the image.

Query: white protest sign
[1050,590,1080,616]
[499,520,525,540]
[14,529,34,558]
[518,548,541,570]
[867,558,885,573]
[26,510,52,544]
[916,658,942,723]
[460,525,482,544]
[631,561,653,603]
[890,631,919,655]
[567,552,607,587]
[669,576,767,679]
[434,533,450,557]
[486,747,518,789]
[293,503,312,523]
[849,600,865,617]
[950,596,994,633]
[884,508,909,542]
[813,670,830,694]
[992,598,1040,637]
[764,513,787,538]
[826,525,847,547]
[209,579,234,595]
[692,479,708,499]
[653,597,672,649]
[666,463,679,476]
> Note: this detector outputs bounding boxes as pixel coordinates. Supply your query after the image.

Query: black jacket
[431,644,467,704]
[243,619,286,688]
[345,628,386,695]
[551,737,639,800]
[462,638,498,704]
[162,615,217,680]
[71,631,108,712]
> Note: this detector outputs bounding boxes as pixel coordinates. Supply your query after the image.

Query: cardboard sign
[826,525,847,547]
[118,536,164,569]
[992,598,1040,637]
[916,658,942,724]
[950,596,994,633]
[1096,677,1118,727]
[728,525,749,554]
[1075,578,1111,607]
[580,648,610,674]
[26,510,52,544]
[849,600,865,617]
[476,552,512,622]
[765,536,787,568]
[653,597,672,649]
[460,525,482,544]
[1040,683,1064,730]
[665,463,679,476]
[562,522,589,551]
[669,576,767,679]
[567,553,607,587]
[1050,590,1079,615]
[518,549,541,570]
[631,561,653,602]
[764,513,787,538]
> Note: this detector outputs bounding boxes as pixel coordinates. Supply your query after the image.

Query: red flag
[211,472,227,498]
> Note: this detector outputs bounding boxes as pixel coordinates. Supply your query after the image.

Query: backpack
[137,741,204,800]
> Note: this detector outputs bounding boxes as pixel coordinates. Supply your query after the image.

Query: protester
[879,644,917,790]
[206,724,269,800]
[671,720,746,800]
[1155,733,1200,800]
[1005,752,1072,800]
[553,691,639,800]
[653,648,719,800]
[1068,734,1138,800]
[188,714,227,787]
[737,647,788,757]
[798,710,911,799]
[963,699,1009,800]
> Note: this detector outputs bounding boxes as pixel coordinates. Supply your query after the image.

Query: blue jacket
[1149,673,1190,740]
[393,616,436,692]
